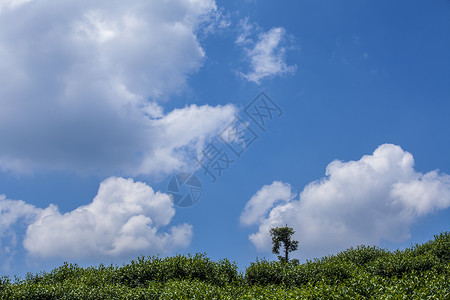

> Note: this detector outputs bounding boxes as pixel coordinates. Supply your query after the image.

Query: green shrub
[413,231,450,263]
[245,256,355,287]
[115,253,239,287]
[1,232,449,299]
[337,245,387,266]
[244,259,288,286]
[367,249,440,277]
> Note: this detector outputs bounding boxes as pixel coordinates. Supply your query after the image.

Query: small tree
[269,225,299,263]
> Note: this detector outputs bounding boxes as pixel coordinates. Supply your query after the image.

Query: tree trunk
[284,243,288,262]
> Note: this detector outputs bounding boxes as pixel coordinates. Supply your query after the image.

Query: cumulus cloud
[0,196,41,233]
[241,144,450,259]
[0,0,236,176]
[137,104,236,176]
[0,195,42,269]
[0,177,192,260]
[238,25,296,84]
[240,181,292,226]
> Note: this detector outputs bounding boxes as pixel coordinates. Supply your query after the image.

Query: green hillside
[1,232,448,299]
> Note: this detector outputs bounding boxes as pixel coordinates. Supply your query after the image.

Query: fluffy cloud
[0,196,42,233]
[0,0,236,176]
[241,144,450,259]
[240,181,292,226]
[0,177,192,260]
[0,195,42,269]
[137,104,236,176]
[238,24,296,84]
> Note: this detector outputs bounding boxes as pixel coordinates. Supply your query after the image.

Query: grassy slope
[0,232,448,299]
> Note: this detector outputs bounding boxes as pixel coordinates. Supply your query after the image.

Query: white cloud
[240,181,292,226]
[241,144,450,259]
[0,0,33,13]
[239,26,296,84]
[0,195,42,269]
[0,177,193,260]
[235,17,254,45]
[137,104,236,176]
[0,0,236,176]
[391,170,450,216]
[0,195,41,233]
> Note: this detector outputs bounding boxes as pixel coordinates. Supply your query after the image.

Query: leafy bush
[1,232,449,299]
[367,249,441,278]
[244,259,289,286]
[245,256,356,287]
[115,253,239,287]
[337,245,387,266]
[413,231,450,262]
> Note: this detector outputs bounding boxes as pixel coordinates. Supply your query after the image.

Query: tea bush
[114,253,239,287]
[336,245,387,267]
[0,231,448,299]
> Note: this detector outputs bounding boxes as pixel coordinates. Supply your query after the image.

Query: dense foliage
[269,226,299,262]
[1,232,448,299]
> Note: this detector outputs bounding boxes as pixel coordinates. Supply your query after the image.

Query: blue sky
[0,0,449,277]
